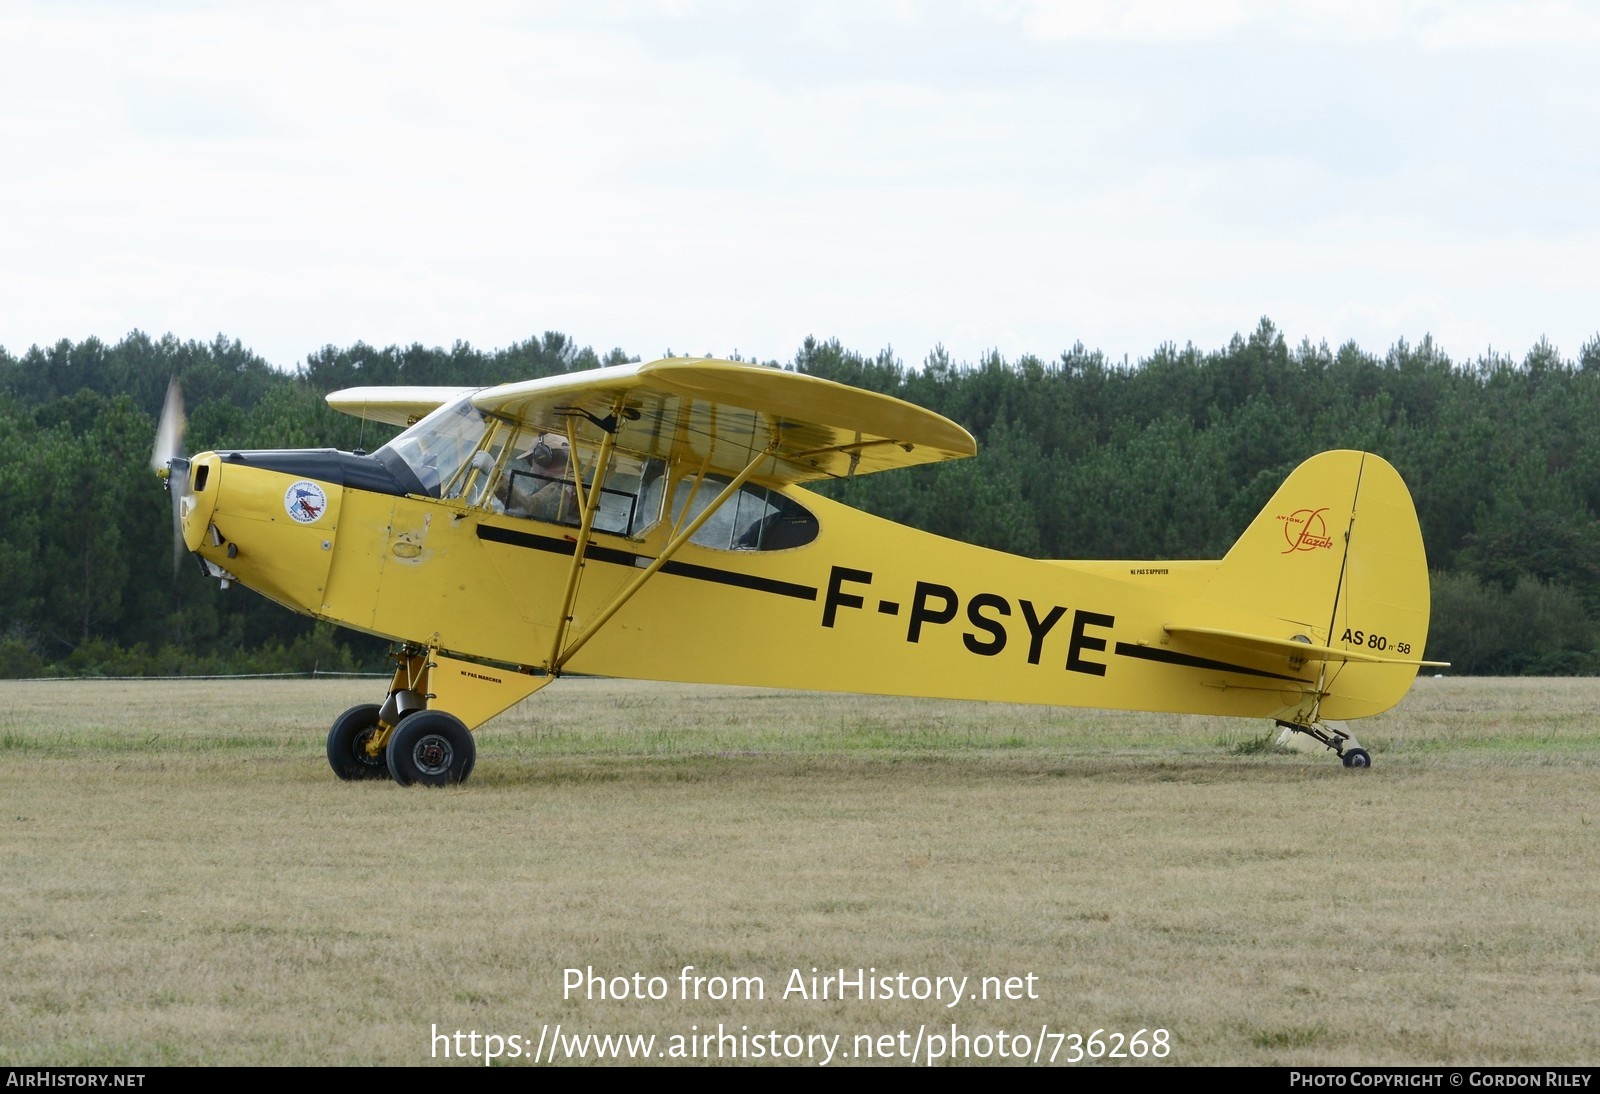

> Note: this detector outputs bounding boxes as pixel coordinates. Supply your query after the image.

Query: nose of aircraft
[169,453,221,555]
[163,450,342,613]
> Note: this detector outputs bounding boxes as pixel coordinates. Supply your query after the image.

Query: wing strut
[546,433,781,676]
[547,406,624,667]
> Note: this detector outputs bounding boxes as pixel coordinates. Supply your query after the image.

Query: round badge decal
[285,480,328,524]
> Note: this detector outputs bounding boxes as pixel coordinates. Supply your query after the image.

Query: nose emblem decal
[285,480,328,524]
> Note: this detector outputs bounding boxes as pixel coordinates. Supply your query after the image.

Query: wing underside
[469,359,976,484]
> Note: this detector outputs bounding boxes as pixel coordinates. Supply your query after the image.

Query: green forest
[2,318,1596,677]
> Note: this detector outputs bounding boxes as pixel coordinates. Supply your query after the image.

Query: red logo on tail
[1277,507,1334,553]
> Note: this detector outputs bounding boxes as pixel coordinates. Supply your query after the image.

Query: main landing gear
[324,644,551,787]
[1275,719,1373,768]
[325,701,476,787]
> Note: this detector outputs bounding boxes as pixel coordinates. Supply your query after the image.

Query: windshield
[375,397,487,497]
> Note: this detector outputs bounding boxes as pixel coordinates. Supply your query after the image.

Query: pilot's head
[526,436,570,470]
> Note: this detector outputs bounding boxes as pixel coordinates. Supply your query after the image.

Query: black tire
[1342,747,1372,769]
[327,703,392,781]
[386,710,476,787]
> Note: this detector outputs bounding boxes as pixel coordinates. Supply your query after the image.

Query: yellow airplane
[155,358,1443,785]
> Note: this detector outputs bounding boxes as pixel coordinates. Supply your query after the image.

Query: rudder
[1208,450,1432,720]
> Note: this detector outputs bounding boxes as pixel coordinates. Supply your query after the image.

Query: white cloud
[1417,1,1600,48]
[0,0,1595,370]
[1002,0,1252,43]
[999,0,1600,47]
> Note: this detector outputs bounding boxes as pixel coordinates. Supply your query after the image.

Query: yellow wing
[326,386,479,428]
[470,358,977,484]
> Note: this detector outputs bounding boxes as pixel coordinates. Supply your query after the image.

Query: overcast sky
[3,0,1596,373]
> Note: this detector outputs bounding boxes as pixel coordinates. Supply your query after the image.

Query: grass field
[2,675,1597,1067]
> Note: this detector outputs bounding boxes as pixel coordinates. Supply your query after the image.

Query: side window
[483,434,572,522]
[488,434,664,538]
[594,453,666,536]
[500,465,579,524]
[671,476,818,551]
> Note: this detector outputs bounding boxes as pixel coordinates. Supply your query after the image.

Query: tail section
[1200,450,1434,721]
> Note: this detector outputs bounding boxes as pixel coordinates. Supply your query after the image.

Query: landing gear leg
[1275,719,1372,768]
[324,647,431,781]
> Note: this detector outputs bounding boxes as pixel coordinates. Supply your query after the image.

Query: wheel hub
[413,735,452,775]
[354,728,384,765]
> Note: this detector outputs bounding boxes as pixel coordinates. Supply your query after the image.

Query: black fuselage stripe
[660,558,818,600]
[1113,642,1306,683]
[475,525,819,601]
[479,525,1312,672]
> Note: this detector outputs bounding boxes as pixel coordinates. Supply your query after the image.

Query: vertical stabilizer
[1205,450,1432,720]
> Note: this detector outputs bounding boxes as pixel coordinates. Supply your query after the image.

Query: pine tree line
[3,319,1597,676]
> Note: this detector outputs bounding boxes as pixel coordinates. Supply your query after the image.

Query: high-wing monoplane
[154,358,1443,785]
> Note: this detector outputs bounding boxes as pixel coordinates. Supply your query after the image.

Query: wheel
[327,704,391,781]
[386,710,476,787]
[1342,747,1372,769]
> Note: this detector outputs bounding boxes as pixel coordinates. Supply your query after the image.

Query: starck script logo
[1276,507,1334,553]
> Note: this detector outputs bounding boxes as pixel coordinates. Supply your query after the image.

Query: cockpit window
[376,397,488,498]
[671,476,819,551]
[380,397,666,536]
[488,436,665,537]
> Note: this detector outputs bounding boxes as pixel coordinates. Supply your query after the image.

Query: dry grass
[2,675,1598,1066]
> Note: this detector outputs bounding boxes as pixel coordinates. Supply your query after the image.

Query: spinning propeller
[150,378,189,573]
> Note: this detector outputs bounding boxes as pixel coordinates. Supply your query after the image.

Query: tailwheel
[386,710,476,787]
[1341,748,1372,769]
[327,703,392,781]
[1275,719,1373,768]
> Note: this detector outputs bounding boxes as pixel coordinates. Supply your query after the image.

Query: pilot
[499,435,577,522]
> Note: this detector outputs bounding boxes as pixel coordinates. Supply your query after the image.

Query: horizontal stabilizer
[1165,624,1450,668]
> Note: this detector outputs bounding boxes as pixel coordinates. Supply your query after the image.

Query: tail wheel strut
[1275,719,1372,768]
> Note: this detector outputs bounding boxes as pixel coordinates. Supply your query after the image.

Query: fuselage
[173,441,1422,726]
